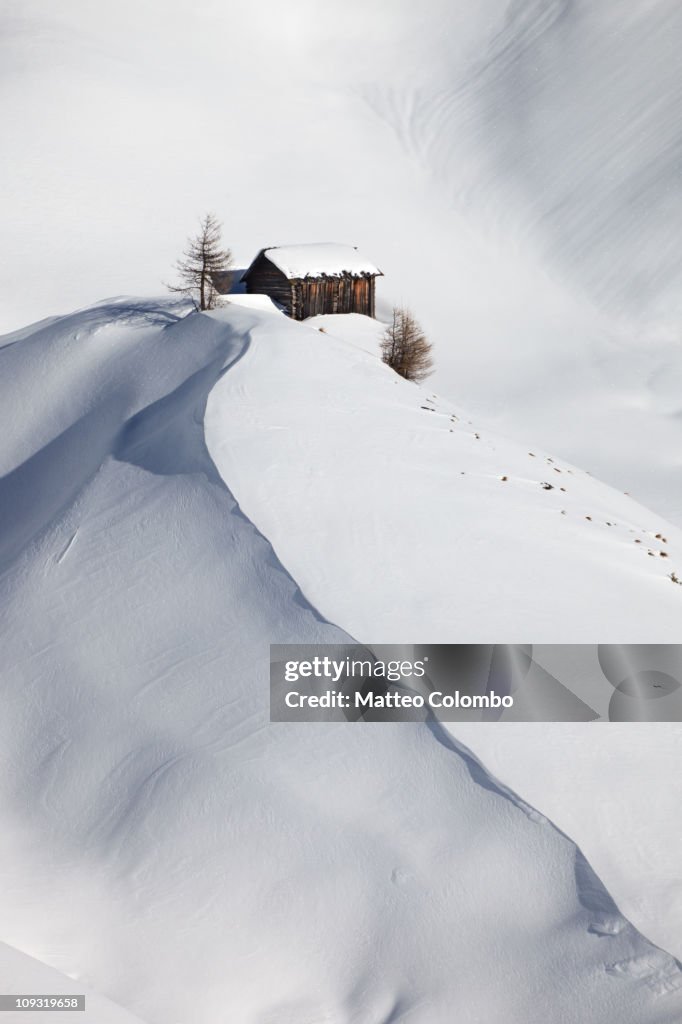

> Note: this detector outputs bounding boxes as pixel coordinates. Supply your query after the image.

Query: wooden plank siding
[243,254,378,321]
[241,253,293,314]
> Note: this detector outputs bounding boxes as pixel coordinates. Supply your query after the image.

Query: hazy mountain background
[3,0,682,518]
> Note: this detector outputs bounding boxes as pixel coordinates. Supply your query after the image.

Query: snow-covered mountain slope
[211,306,682,962]
[367,0,682,319]
[362,0,682,526]
[206,306,682,642]
[3,1,682,524]
[0,945,149,1024]
[1,299,682,1022]
[452,721,682,964]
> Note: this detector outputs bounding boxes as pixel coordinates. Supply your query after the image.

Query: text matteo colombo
[284,689,514,710]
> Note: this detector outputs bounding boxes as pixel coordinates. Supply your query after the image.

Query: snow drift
[0,299,681,1022]
[2,0,682,524]
[206,305,682,642]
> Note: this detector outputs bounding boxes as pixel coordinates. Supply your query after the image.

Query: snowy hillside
[2,0,682,524]
[0,945,148,1024]
[206,305,682,642]
[453,721,682,963]
[1,299,682,1022]
[4,1,682,1020]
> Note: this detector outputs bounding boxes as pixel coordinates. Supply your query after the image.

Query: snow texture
[3,0,681,524]
[0,944,149,1024]
[254,243,382,279]
[3,0,682,1017]
[452,721,682,963]
[0,298,681,1023]
[207,309,682,644]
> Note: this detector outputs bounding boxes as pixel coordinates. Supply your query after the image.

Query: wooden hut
[239,243,382,320]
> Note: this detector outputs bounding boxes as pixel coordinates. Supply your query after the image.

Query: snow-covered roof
[249,243,382,280]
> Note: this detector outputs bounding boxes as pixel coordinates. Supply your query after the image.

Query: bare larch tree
[380,306,434,382]
[168,213,233,311]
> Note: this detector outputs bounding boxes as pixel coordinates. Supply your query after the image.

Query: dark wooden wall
[292,276,375,320]
[243,254,293,313]
[243,256,377,320]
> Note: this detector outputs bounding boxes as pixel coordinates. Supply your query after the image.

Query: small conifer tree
[168,213,232,311]
[380,307,434,382]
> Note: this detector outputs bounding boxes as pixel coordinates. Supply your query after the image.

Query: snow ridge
[1,299,681,1022]
[434,722,682,991]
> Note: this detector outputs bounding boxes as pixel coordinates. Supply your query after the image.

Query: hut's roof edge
[241,243,382,281]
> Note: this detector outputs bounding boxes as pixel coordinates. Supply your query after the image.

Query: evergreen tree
[168,213,232,311]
